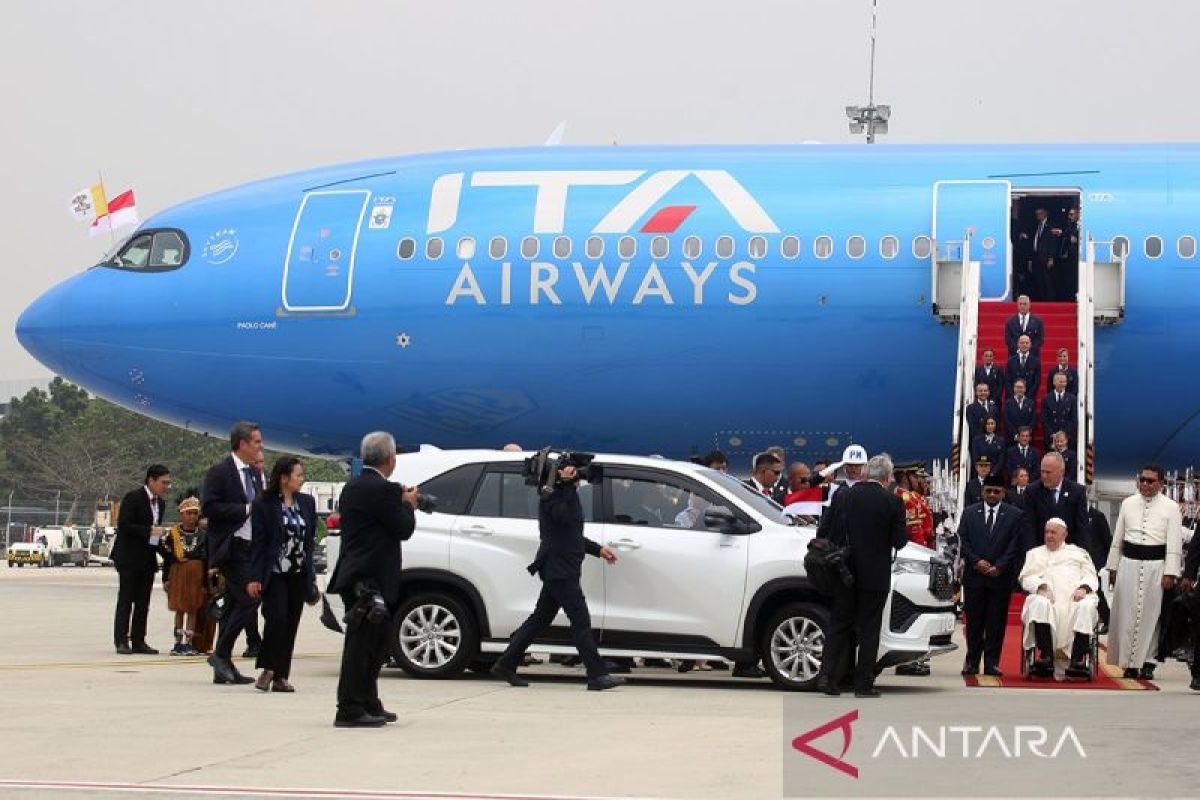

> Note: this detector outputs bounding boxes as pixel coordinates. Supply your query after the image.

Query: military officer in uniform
[964,457,992,507]
[894,461,935,677]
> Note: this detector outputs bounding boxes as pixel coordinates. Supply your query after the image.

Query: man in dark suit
[959,475,1024,675]
[973,349,1006,406]
[1026,209,1062,301]
[1049,430,1079,480]
[1006,335,1041,400]
[1046,348,1079,396]
[112,465,171,654]
[1056,208,1081,301]
[965,383,999,444]
[329,431,418,727]
[816,454,908,698]
[1005,427,1040,481]
[743,452,785,504]
[1023,452,1091,556]
[1007,467,1032,509]
[492,457,622,691]
[1042,373,1078,450]
[1004,295,1045,359]
[1003,380,1035,442]
[201,421,264,685]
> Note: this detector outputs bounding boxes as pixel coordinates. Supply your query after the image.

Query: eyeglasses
[1137,476,1159,485]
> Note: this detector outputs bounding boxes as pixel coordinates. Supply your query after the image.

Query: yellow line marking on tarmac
[0,653,339,671]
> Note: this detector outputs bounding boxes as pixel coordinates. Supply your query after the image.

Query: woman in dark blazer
[249,456,319,692]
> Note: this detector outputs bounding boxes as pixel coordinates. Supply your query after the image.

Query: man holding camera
[492,460,623,691]
[329,431,418,728]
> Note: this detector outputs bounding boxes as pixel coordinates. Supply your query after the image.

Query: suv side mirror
[703,505,755,535]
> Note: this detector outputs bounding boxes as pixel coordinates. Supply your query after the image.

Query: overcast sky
[2,0,1197,378]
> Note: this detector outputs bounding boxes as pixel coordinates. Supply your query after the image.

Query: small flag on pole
[69,183,107,221]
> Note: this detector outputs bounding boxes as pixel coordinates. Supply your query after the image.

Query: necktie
[1053,488,1060,505]
[986,507,995,532]
[242,467,257,503]
[1021,355,1026,368]
[1021,314,1027,331]
[1021,446,1027,458]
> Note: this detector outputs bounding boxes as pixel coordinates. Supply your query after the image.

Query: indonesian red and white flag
[88,189,139,238]
[781,487,825,517]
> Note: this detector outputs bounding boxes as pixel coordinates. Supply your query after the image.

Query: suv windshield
[703,469,794,526]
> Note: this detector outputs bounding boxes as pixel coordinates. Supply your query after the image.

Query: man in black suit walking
[112,465,171,654]
[1004,295,1045,359]
[1023,452,1091,556]
[491,456,622,691]
[816,454,908,698]
[958,475,1025,676]
[202,421,264,685]
[329,431,419,727]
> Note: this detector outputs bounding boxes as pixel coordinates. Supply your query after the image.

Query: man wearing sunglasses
[743,452,786,504]
[1104,465,1183,680]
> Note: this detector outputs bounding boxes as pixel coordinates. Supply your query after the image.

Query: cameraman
[492,461,623,690]
[328,431,418,728]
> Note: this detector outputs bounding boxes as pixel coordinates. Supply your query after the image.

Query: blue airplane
[14,144,1197,478]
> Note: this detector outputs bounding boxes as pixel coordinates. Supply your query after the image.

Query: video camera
[522,447,601,497]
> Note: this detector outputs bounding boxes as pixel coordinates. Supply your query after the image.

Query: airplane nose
[16,282,65,373]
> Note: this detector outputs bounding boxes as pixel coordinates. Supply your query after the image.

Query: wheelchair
[1020,622,1101,681]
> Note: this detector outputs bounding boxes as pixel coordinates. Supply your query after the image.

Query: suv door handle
[607,539,642,550]
[462,525,495,536]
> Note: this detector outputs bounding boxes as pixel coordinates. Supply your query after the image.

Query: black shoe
[1032,658,1054,678]
[642,658,672,668]
[242,643,260,659]
[115,643,133,655]
[1189,677,1200,692]
[131,643,159,655]
[815,676,840,696]
[983,666,1004,677]
[373,708,399,723]
[603,658,632,674]
[1139,663,1157,681]
[209,655,254,685]
[677,660,695,673]
[854,686,881,698]
[1064,662,1090,680]
[490,664,529,687]
[1122,668,1140,680]
[334,713,387,728]
[731,663,767,679]
[586,674,625,691]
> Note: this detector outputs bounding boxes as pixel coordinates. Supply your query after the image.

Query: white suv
[326,447,958,690]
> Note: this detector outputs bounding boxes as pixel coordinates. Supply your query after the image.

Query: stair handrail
[1078,235,1097,490]
[951,233,980,523]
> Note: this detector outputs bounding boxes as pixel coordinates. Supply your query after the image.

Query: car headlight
[892,557,931,576]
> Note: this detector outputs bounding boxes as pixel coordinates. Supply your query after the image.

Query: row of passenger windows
[397,234,926,262]
[396,233,1200,263]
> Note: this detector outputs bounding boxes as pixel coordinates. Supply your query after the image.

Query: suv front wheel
[390,592,479,679]
[760,601,829,691]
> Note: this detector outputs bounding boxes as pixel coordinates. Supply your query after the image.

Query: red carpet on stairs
[976,301,1078,447]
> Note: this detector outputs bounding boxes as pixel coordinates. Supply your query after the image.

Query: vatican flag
[69,183,108,222]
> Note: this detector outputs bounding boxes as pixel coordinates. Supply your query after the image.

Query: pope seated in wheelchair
[1018,517,1101,679]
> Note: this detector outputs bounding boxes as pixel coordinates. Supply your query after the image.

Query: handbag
[804,537,855,596]
[205,573,229,621]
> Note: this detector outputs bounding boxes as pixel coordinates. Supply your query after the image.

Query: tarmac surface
[0,566,1197,799]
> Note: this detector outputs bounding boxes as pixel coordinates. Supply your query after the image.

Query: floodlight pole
[845,0,890,144]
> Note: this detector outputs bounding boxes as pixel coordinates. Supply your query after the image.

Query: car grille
[928,557,957,600]
[889,591,956,633]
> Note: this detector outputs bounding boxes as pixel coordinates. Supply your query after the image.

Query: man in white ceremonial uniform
[1019,518,1100,678]
[1105,464,1182,680]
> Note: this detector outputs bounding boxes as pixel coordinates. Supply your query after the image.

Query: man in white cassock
[1019,517,1100,679]
[1105,464,1182,680]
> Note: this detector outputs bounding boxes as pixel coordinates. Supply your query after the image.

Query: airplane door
[932,180,1011,300]
[281,189,371,313]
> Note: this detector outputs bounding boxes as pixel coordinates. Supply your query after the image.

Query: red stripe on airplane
[639,205,696,233]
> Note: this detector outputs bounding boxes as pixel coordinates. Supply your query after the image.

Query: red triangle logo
[791,709,859,779]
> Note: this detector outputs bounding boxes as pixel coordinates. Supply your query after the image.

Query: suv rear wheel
[760,601,829,691]
[390,592,479,679]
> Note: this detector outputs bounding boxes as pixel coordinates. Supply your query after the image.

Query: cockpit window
[106,229,189,272]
